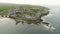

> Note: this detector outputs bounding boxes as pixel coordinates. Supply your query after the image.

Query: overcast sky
[0,0,60,6]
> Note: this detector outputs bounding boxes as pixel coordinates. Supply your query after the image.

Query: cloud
[0,0,60,6]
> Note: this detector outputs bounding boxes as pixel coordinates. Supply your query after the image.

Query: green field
[0,3,17,11]
[0,3,49,17]
[0,3,49,11]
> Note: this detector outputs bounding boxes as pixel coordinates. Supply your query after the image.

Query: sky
[0,0,60,6]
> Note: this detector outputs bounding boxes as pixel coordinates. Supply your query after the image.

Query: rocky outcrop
[0,5,49,25]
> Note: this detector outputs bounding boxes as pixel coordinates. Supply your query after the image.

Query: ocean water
[0,6,60,34]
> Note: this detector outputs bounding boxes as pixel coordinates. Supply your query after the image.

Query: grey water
[0,6,60,34]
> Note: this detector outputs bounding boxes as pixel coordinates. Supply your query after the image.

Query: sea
[0,6,60,34]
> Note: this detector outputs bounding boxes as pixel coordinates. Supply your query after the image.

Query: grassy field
[0,3,49,11]
[0,3,19,11]
[0,3,49,17]
[0,3,18,16]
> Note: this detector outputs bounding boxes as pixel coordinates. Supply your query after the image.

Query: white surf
[41,23,55,31]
